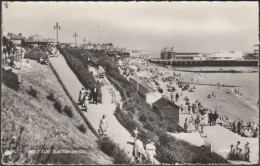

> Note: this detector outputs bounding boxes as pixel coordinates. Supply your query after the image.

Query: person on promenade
[195,116,200,132]
[192,104,196,114]
[93,85,98,104]
[180,104,184,114]
[237,120,242,135]
[235,141,242,161]
[145,139,156,164]
[184,118,188,132]
[188,118,193,132]
[200,117,206,133]
[213,111,219,126]
[244,142,250,162]
[208,110,213,126]
[78,87,86,105]
[133,127,139,142]
[133,137,146,164]
[188,104,192,115]
[99,114,109,136]
[83,93,89,111]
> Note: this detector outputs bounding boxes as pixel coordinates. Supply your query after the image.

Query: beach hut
[152,97,179,124]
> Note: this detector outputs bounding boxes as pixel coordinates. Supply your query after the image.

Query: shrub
[126,91,131,98]
[149,116,155,121]
[63,105,74,118]
[159,133,171,146]
[97,137,132,164]
[143,123,154,131]
[139,114,147,123]
[27,86,37,98]
[158,88,163,93]
[127,111,134,119]
[167,126,175,133]
[2,68,20,91]
[77,124,87,134]
[47,92,55,102]
[128,107,135,114]
[53,100,62,113]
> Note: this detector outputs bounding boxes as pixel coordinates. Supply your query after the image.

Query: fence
[56,45,102,103]
[114,107,184,164]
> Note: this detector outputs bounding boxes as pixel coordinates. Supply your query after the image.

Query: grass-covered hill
[1,60,113,164]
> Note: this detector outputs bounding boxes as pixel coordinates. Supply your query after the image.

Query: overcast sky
[2,1,259,52]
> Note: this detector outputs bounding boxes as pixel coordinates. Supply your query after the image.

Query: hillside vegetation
[59,47,228,164]
[1,60,113,164]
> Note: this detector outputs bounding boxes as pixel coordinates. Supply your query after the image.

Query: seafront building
[161,47,203,60]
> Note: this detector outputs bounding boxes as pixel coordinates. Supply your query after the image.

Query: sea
[132,50,259,123]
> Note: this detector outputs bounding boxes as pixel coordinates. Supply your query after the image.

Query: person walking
[133,137,146,164]
[78,87,86,105]
[195,116,200,132]
[99,114,109,136]
[208,110,213,126]
[83,94,90,111]
[188,118,193,132]
[145,139,156,164]
[235,141,242,161]
[200,117,206,133]
[244,142,250,162]
[232,121,237,133]
[175,92,179,102]
[213,111,219,126]
[93,85,98,104]
[184,118,188,132]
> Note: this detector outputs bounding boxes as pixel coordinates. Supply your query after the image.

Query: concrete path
[49,55,135,157]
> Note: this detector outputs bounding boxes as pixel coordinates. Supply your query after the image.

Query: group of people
[232,120,258,138]
[2,46,24,69]
[230,141,251,162]
[78,86,98,111]
[38,57,49,65]
[132,128,157,164]
[184,114,206,133]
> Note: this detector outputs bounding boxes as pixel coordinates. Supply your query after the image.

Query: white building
[206,51,244,60]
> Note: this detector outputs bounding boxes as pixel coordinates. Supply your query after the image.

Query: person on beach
[180,104,184,114]
[145,139,156,164]
[99,114,109,136]
[232,121,237,133]
[184,118,188,132]
[237,120,242,135]
[204,113,209,126]
[78,87,86,105]
[244,142,250,162]
[175,92,179,102]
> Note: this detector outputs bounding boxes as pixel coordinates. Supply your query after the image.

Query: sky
[2,1,259,52]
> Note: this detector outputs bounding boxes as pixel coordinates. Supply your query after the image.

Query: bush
[27,86,37,98]
[139,114,147,123]
[126,91,131,98]
[167,126,175,133]
[143,123,154,131]
[2,68,20,91]
[158,88,163,93]
[149,116,155,121]
[159,133,171,146]
[77,124,87,134]
[53,100,62,113]
[128,107,135,114]
[127,111,134,119]
[63,105,74,118]
[97,137,132,164]
[47,92,55,101]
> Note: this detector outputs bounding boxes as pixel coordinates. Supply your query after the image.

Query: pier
[149,59,258,66]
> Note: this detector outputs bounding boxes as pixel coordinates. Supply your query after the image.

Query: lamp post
[73,32,78,46]
[53,22,61,44]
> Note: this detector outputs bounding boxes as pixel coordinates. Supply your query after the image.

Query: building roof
[152,97,179,120]
[153,97,174,108]
[10,35,26,40]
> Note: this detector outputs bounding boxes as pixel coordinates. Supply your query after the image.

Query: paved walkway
[49,55,135,157]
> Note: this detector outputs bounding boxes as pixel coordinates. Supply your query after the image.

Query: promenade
[49,55,134,158]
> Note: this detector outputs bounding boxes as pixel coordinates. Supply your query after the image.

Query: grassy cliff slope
[1,61,113,164]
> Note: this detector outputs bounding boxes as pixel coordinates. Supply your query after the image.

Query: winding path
[49,55,134,158]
